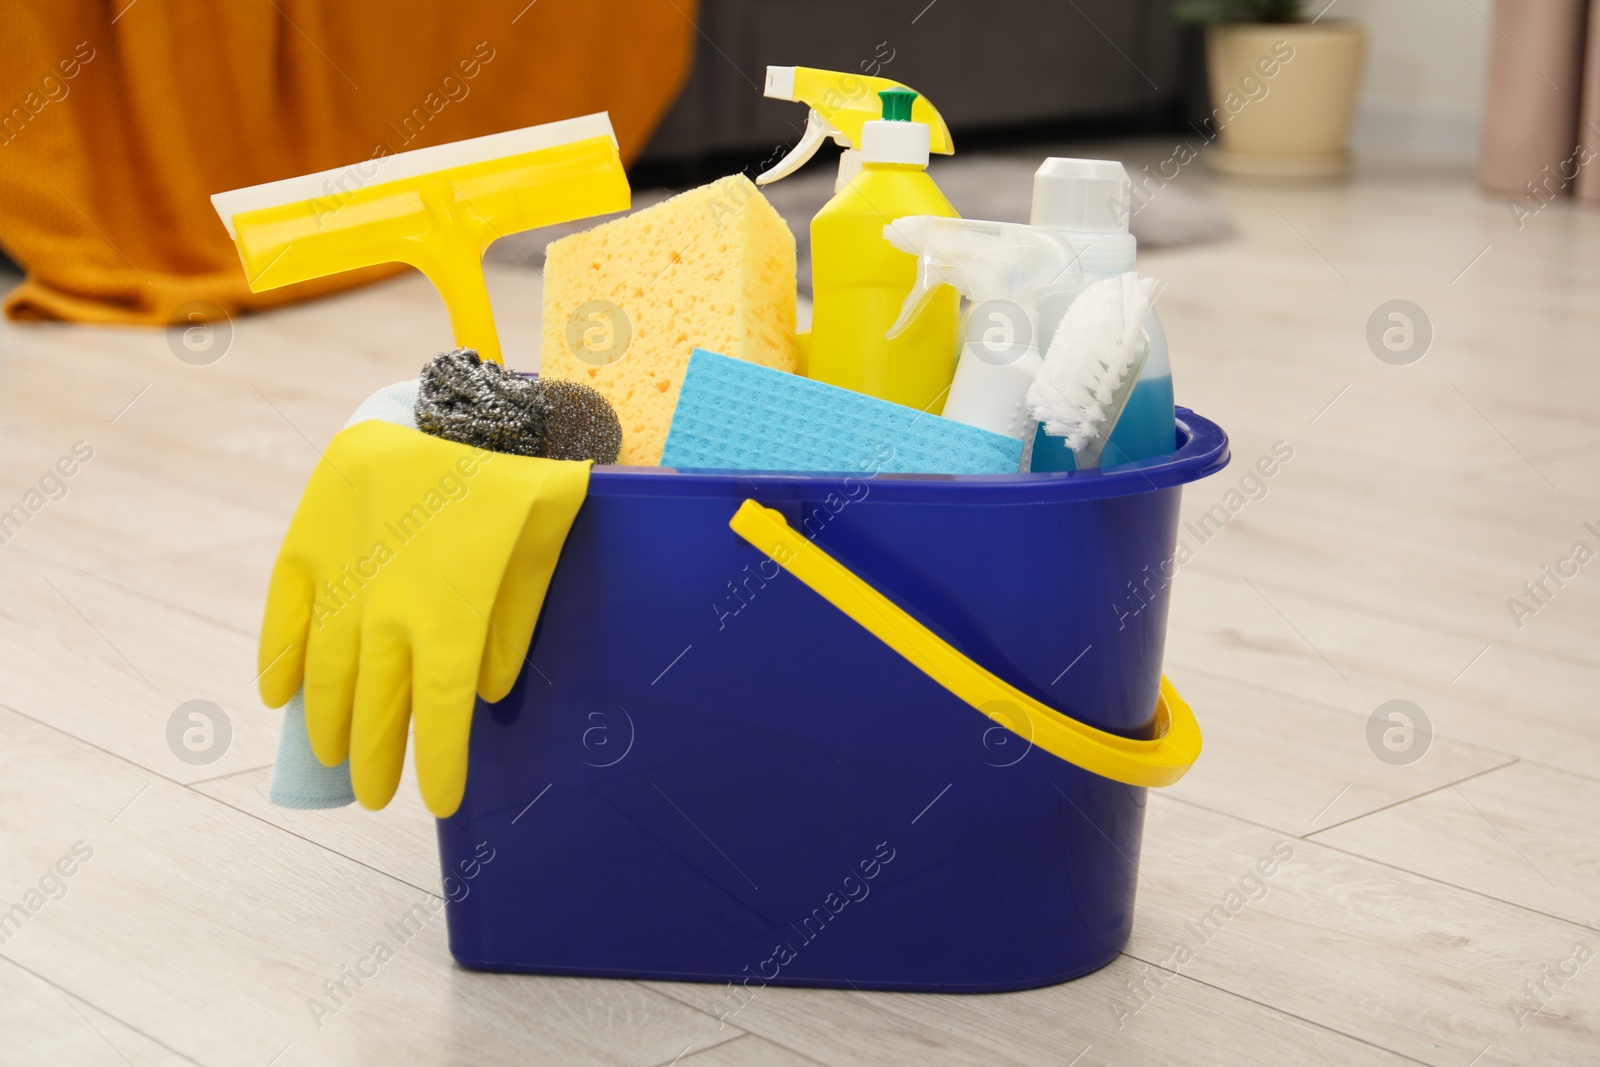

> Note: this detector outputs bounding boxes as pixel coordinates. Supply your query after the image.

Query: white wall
[1336,0,1490,162]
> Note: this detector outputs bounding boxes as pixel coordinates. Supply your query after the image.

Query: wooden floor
[2,147,1598,1066]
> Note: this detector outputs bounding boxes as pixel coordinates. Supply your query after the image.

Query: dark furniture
[639,0,1198,166]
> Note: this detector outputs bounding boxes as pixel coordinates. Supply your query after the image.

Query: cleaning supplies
[1026,158,1175,471]
[660,349,1023,475]
[539,174,801,465]
[268,372,618,811]
[882,216,1087,446]
[416,349,622,463]
[756,65,955,193]
[211,115,630,366]
[1026,274,1159,470]
[759,74,961,413]
[271,380,416,811]
[259,418,591,816]
[210,115,625,815]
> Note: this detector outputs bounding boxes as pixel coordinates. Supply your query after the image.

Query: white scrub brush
[1025,272,1158,470]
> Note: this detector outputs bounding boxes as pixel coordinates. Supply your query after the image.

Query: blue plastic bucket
[437,408,1228,993]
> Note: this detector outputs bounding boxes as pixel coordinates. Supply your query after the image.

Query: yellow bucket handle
[729,500,1201,787]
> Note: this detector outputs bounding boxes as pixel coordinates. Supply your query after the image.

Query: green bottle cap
[878,87,917,122]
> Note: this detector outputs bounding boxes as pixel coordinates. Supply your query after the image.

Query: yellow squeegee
[211,114,631,365]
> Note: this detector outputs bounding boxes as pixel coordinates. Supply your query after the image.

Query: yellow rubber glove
[258,420,590,817]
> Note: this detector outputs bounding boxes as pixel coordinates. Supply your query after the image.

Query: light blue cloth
[269,691,356,808]
[268,380,420,810]
[661,349,1023,475]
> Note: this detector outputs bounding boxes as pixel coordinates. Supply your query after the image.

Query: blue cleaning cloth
[269,379,420,810]
[661,349,1023,475]
[269,690,356,808]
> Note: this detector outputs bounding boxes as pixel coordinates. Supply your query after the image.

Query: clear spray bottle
[882,216,1088,445]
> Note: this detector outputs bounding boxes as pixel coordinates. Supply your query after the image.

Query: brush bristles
[1026,273,1157,451]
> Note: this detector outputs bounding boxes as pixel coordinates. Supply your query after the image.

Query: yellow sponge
[538,175,800,465]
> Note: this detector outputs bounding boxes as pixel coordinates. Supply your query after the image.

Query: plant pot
[1205,20,1367,177]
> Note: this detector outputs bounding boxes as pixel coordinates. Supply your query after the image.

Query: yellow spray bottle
[759,71,960,413]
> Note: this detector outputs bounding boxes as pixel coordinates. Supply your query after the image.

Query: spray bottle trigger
[882,217,946,340]
[757,109,843,186]
[885,257,945,340]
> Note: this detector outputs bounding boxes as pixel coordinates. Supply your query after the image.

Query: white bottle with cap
[1027,158,1175,471]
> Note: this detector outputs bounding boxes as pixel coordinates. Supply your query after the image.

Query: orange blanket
[0,0,696,324]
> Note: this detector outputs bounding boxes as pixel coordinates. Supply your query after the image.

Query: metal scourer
[415,349,622,464]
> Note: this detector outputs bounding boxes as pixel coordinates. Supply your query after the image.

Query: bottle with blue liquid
[1027,158,1174,471]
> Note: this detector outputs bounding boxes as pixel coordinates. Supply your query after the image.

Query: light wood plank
[650,953,1413,1067]
[1164,667,1511,834]
[0,426,285,575]
[0,706,738,1067]
[82,535,280,638]
[0,549,275,783]
[1130,796,1600,1066]
[0,958,194,1067]
[1168,450,1600,664]
[674,1033,827,1067]
[1164,568,1600,778]
[1314,761,1600,927]
[194,764,442,896]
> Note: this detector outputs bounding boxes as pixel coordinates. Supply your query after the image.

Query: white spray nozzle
[756,66,954,189]
[764,66,797,100]
[757,109,847,186]
[880,216,1087,339]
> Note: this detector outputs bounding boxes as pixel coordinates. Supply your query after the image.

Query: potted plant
[1175,0,1367,177]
